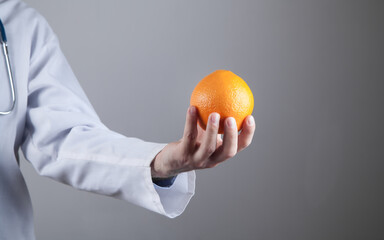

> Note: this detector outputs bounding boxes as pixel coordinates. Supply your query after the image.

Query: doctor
[0,1,255,239]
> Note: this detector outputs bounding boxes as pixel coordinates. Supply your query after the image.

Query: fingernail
[210,113,220,125]
[227,117,236,129]
[189,106,196,116]
[247,116,255,126]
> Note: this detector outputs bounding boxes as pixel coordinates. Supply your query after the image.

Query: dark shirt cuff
[152,176,177,188]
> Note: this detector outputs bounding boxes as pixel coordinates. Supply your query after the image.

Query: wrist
[151,142,182,178]
[151,150,170,178]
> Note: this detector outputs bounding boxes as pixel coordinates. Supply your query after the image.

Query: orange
[190,70,254,134]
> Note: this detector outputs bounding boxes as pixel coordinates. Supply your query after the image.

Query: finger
[238,115,255,152]
[217,134,223,147]
[194,112,220,167]
[208,117,238,166]
[181,106,198,153]
[196,123,205,142]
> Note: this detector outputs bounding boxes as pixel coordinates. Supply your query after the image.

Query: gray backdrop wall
[20,0,384,239]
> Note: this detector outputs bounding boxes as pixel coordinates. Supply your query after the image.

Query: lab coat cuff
[153,171,195,218]
[141,143,195,218]
[115,141,195,218]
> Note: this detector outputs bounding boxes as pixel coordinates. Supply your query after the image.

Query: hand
[151,106,255,178]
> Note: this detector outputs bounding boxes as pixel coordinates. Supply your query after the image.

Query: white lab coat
[0,1,195,239]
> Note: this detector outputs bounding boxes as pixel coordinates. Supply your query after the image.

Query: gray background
[20,0,384,239]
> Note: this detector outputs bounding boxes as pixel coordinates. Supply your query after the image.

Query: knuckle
[238,138,253,152]
[184,132,196,141]
[225,150,236,159]
[205,145,216,156]
[194,161,207,169]
[179,155,191,166]
[209,124,219,133]
[243,139,253,148]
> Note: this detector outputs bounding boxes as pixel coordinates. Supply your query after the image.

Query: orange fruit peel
[190,70,254,134]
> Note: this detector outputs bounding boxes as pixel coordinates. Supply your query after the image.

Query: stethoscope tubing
[0,18,16,115]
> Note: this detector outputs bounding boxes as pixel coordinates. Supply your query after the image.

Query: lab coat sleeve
[21,19,195,218]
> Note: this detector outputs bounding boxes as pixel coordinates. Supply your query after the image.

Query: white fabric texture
[0,1,195,239]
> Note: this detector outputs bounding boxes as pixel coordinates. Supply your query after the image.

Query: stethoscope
[0,18,15,115]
